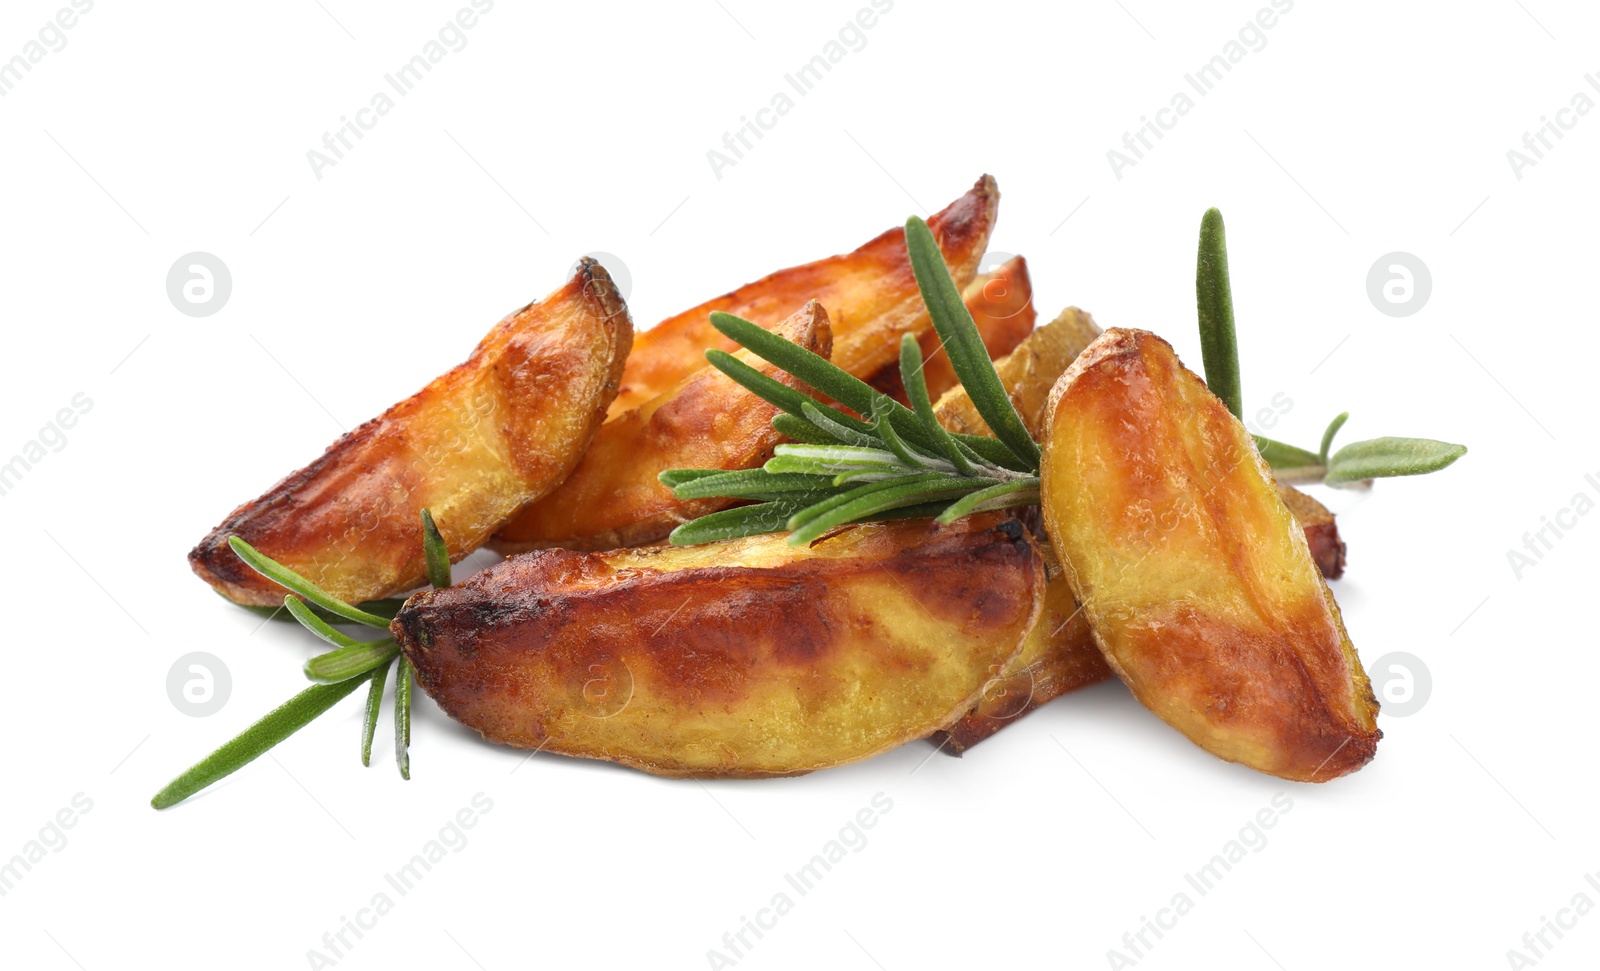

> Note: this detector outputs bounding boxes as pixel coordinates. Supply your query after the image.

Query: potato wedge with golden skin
[394,516,1043,778]
[934,548,1111,754]
[871,255,1036,404]
[1039,328,1380,781]
[491,302,834,553]
[190,260,632,607]
[602,175,998,417]
[938,488,1346,753]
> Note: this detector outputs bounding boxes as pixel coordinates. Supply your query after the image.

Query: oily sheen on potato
[189,260,632,607]
[492,301,833,553]
[393,516,1043,777]
[1038,328,1380,781]
[598,175,998,417]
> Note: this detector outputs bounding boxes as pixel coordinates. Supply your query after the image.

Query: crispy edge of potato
[1278,484,1347,579]
[604,175,998,416]
[189,260,632,606]
[491,301,834,553]
[1039,328,1379,782]
[394,516,1043,778]
[870,255,1037,404]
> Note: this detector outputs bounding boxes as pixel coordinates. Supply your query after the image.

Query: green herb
[1195,209,1466,488]
[154,509,454,809]
[420,508,451,590]
[663,219,1040,546]
[1196,208,1243,421]
[150,676,372,810]
[361,657,393,767]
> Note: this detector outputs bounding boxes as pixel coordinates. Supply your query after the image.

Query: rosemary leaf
[150,675,371,809]
[899,333,978,475]
[871,400,949,471]
[765,444,904,476]
[1196,207,1244,420]
[710,312,938,452]
[658,468,728,488]
[304,638,400,685]
[789,475,999,546]
[420,508,451,590]
[1255,436,1323,472]
[667,469,838,501]
[904,216,1040,469]
[934,477,1041,523]
[668,501,810,546]
[801,401,882,449]
[395,656,413,781]
[1319,412,1350,464]
[283,595,361,650]
[785,474,953,532]
[228,593,406,625]
[770,413,838,445]
[1323,437,1467,487]
[227,537,392,629]
[361,656,394,767]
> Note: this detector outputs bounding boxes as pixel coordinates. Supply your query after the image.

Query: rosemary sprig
[153,510,451,809]
[1194,209,1466,488]
[663,216,1040,546]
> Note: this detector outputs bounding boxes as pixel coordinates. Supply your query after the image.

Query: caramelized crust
[189,261,631,606]
[394,517,1042,777]
[1039,329,1380,781]
[492,302,833,553]
[602,176,999,417]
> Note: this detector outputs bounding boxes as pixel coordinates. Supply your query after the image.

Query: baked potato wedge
[1039,328,1380,781]
[190,260,632,607]
[393,516,1043,777]
[602,175,998,417]
[491,302,833,553]
[871,255,1036,404]
[938,487,1347,753]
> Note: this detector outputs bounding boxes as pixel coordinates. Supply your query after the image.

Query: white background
[0,1,1593,968]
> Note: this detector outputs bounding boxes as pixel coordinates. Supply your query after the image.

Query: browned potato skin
[393,516,1043,777]
[938,489,1347,753]
[189,261,632,607]
[870,255,1036,404]
[602,175,999,417]
[1039,328,1380,782]
[931,311,1351,752]
[491,302,833,553]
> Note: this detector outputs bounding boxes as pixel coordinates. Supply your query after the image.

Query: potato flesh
[601,175,998,417]
[188,260,631,606]
[1039,328,1379,781]
[393,516,1043,777]
[490,302,833,553]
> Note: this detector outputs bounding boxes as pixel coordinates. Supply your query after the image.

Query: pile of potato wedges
[192,177,1380,784]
